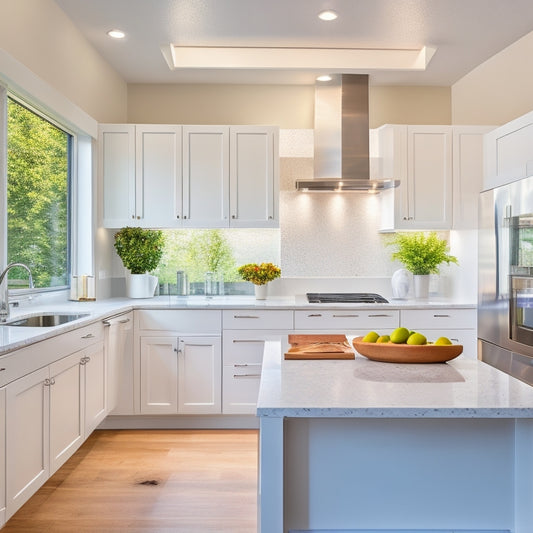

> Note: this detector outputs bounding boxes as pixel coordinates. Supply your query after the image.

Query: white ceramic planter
[254,284,268,300]
[414,274,430,299]
[126,272,158,298]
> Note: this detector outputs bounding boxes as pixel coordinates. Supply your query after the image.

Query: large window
[154,228,280,295]
[6,97,71,289]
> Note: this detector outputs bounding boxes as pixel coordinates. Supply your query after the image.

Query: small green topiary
[114,227,165,274]
[386,231,458,275]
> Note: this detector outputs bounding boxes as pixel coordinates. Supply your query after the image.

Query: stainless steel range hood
[295,74,399,192]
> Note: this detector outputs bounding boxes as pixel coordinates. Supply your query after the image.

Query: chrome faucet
[0,263,34,322]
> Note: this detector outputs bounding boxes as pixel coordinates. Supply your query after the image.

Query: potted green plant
[114,227,165,298]
[386,231,458,298]
[237,262,281,300]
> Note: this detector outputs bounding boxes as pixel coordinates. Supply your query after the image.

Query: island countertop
[256,339,533,418]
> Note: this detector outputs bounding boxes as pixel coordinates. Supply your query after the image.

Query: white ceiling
[55,0,533,86]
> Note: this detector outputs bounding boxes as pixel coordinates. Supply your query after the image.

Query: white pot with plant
[237,262,281,300]
[114,227,165,298]
[387,231,458,299]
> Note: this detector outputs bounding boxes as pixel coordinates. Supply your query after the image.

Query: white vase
[414,274,430,299]
[391,269,410,299]
[126,272,158,298]
[254,284,268,300]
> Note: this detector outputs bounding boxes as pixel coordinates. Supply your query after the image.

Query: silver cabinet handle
[119,318,130,324]
[102,321,111,327]
[368,314,394,318]
[233,374,261,379]
[332,314,359,318]
[80,356,91,365]
[233,339,264,344]
[307,314,322,317]
[234,363,262,368]
[233,315,260,319]
[44,378,55,386]
[0,367,5,372]
[81,333,95,339]
[433,314,451,318]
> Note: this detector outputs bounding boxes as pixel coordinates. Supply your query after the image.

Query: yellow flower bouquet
[237,262,281,286]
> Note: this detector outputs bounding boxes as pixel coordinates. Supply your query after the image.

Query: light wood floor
[3,429,258,532]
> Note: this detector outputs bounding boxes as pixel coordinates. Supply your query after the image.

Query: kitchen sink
[3,313,90,327]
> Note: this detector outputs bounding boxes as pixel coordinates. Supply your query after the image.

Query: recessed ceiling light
[316,75,333,82]
[107,29,125,39]
[318,10,338,21]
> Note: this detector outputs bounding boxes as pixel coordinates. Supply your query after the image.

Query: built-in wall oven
[479,174,533,385]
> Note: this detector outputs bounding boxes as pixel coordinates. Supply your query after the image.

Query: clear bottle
[204,272,215,299]
[176,271,189,297]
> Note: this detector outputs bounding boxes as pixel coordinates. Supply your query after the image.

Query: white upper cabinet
[99,124,182,228]
[484,109,533,190]
[379,125,453,231]
[229,126,279,227]
[100,124,136,228]
[452,126,494,230]
[100,123,279,229]
[136,125,183,227]
[182,125,230,227]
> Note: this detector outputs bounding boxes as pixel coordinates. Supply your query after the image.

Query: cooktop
[306,293,389,304]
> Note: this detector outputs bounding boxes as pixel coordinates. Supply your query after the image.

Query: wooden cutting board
[285,334,355,359]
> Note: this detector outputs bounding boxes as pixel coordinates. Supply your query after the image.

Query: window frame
[1,89,76,295]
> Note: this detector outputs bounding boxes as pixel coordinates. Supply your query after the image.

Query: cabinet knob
[231,215,236,219]
[183,215,187,219]
[136,216,141,220]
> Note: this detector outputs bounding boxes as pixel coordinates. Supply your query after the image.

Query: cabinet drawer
[136,310,221,333]
[294,310,399,330]
[222,365,261,415]
[223,330,288,365]
[400,309,476,330]
[222,310,293,330]
[0,322,104,387]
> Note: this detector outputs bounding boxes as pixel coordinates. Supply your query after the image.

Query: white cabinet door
[83,342,107,436]
[136,125,182,227]
[452,127,493,230]
[407,126,452,229]
[49,352,84,475]
[139,336,178,414]
[379,125,453,231]
[5,366,49,520]
[222,331,287,415]
[99,124,136,228]
[229,126,279,227]
[177,336,221,414]
[182,125,230,227]
[484,109,533,189]
[0,387,5,528]
[105,312,134,415]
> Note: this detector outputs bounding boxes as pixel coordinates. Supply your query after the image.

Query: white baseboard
[97,414,259,430]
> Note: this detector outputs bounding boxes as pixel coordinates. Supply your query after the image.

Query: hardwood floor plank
[3,429,258,532]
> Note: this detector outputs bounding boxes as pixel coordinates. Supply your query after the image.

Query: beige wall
[452,30,533,126]
[127,84,314,128]
[0,0,127,123]
[369,86,451,128]
[127,83,451,128]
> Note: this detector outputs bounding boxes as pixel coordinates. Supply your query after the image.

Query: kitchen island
[257,341,533,533]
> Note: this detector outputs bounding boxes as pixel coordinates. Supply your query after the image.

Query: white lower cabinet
[105,312,134,415]
[139,335,221,415]
[400,308,478,358]
[5,366,50,519]
[49,352,84,475]
[222,330,289,415]
[83,342,107,435]
[4,323,106,521]
[0,387,6,528]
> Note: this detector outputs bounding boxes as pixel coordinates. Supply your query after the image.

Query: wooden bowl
[352,336,463,364]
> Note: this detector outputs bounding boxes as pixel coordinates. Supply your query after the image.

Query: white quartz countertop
[0,295,475,356]
[256,340,533,418]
